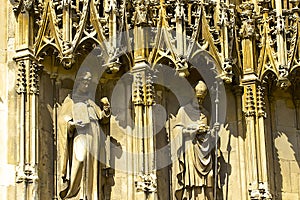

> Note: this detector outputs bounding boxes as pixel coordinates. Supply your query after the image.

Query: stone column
[256,86,272,199]
[243,83,259,198]
[13,2,41,199]
[239,1,272,199]
[241,47,272,200]
[15,60,27,200]
[132,67,157,200]
[131,1,157,199]
[15,56,41,200]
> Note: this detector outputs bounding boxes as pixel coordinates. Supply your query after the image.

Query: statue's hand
[101,97,111,112]
[186,124,199,130]
[183,124,198,136]
[69,120,85,127]
[101,97,110,106]
[213,122,220,132]
[198,124,209,133]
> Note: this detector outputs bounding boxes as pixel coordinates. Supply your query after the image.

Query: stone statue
[172,80,216,200]
[57,71,111,199]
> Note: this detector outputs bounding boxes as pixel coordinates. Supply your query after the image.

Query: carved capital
[239,20,255,39]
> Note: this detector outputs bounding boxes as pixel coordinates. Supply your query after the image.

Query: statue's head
[76,71,92,94]
[195,80,207,104]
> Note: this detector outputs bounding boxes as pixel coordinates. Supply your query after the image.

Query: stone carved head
[195,80,207,105]
[76,71,92,94]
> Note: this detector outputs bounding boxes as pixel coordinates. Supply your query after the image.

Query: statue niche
[57,71,111,200]
[170,80,220,200]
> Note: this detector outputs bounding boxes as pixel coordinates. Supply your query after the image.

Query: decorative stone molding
[257,86,266,118]
[16,163,39,184]
[245,85,256,117]
[29,62,42,95]
[133,73,144,105]
[16,61,26,94]
[145,73,155,106]
[24,163,39,184]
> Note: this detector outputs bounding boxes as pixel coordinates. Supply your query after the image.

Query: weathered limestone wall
[219,86,244,200]
[272,88,300,199]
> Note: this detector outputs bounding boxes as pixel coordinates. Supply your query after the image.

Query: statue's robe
[58,95,108,200]
[171,103,213,200]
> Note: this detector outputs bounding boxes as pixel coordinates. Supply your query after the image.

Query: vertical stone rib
[233,86,248,199]
[16,61,27,183]
[244,84,258,196]
[256,85,272,198]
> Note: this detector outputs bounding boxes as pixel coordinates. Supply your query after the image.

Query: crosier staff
[213,80,220,200]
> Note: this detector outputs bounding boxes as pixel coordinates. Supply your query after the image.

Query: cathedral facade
[0,0,299,199]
